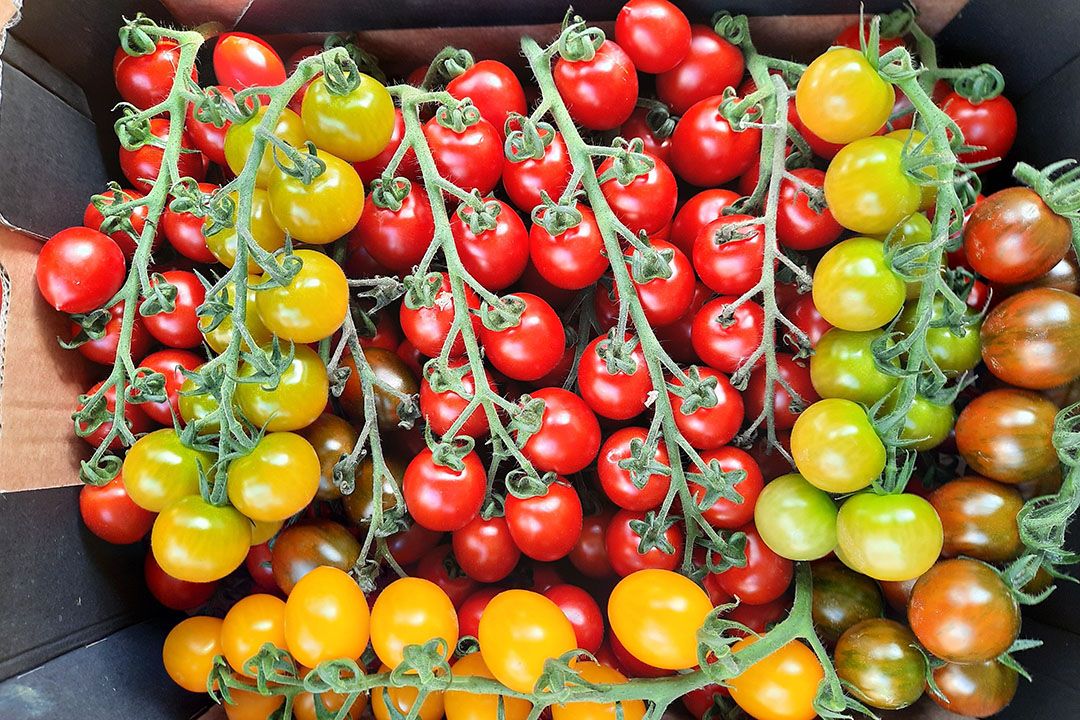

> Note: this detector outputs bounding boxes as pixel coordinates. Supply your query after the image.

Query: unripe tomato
[823,138,921,235]
[754,473,837,561]
[123,429,215,512]
[204,189,287,272]
[835,492,943,582]
[791,398,885,493]
[235,344,329,432]
[151,495,252,582]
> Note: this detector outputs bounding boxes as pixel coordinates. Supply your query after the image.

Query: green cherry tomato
[151,495,252,583]
[824,137,922,235]
[836,492,943,582]
[123,429,215,512]
[267,148,365,245]
[199,275,274,354]
[875,212,940,299]
[227,432,321,522]
[300,74,395,162]
[883,394,955,451]
[795,47,895,144]
[235,344,329,432]
[810,328,898,405]
[204,189,286,273]
[754,473,838,561]
[834,618,926,710]
[224,107,307,188]
[255,249,349,344]
[791,399,885,494]
[812,237,905,331]
[178,375,221,433]
[896,299,981,375]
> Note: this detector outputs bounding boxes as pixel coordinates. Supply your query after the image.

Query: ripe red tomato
[451,200,530,291]
[79,473,156,544]
[76,380,153,450]
[453,515,521,583]
[71,301,152,366]
[577,335,653,420]
[458,587,502,639]
[689,446,764,529]
[386,523,444,567]
[670,95,761,187]
[505,480,584,561]
[544,584,605,653]
[350,182,435,274]
[668,367,744,450]
[518,388,601,475]
[420,359,494,439]
[480,293,564,381]
[113,40,195,110]
[119,118,206,194]
[245,542,278,593]
[403,448,487,532]
[142,270,205,349]
[414,545,478,609]
[598,152,678,235]
[963,187,1071,284]
[620,108,674,164]
[503,129,572,213]
[745,353,819,430]
[669,189,740,257]
[691,296,765,375]
[706,524,793,605]
[554,40,638,130]
[782,295,831,351]
[570,511,616,578]
[625,238,697,327]
[693,215,766,296]
[598,427,671,510]
[161,182,219,263]
[657,26,744,114]
[37,227,125,313]
[605,508,684,576]
[354,109,420,184]
[833,21,906,53]
[400,272,481,357]
[136,349,203,426]
[184,85,235,167]
[213,32,286,89]
[529,205,609,290]
[83,187,153,258]
[942,92,1017,170]
[145,552,217,610]
[615,0,692,74]
[424,115,503,196]
[447,60,527,139]
[654,282,709,365]
[775,168,842,250]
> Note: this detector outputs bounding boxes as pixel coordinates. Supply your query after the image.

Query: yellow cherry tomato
[551,661,645,720]
[885,129,937,209]
[178,375,221,433]
[223,683,285,720]
[204,189,287,273]
[874,212,941,300]
[795,47,894,144]
[224,107,307,188]
[728,636,823,720]
[607,569,712,671]
[227,432,320,522]
[267,148,365,245]
[791,398,886,493]
[370,576,459,669]
[221,593,288,676]
[812,237,906,331]
[122,428,214,512]
[445,652,532,720]
[301,73,395,162]
[836,492,944,581]
[250,518,283,545]
[372,666,445,720]
[151,495,252,582]
[254,249,349,344]
[824,137,923,235]
[162,616,223,692]
[478,589,577,694]
[284,566,370,667]
[235,343,329,432]
[294,665,368,720]
[200,275,274,353]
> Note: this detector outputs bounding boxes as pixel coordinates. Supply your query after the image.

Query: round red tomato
[71,301,152,366]
[776,168,842,251]
[453,515,521,583]
[599,152,678,236]
[114,39,195,110]
[420,359,494,439]
[414,545,478,609]
[458,587,502,639]
[518,388,601,475]
[145,552,217,610]
[213,32,286,89]
[80,473,156,544]
[142,270,205,349]
[706,524,792,605]
[693,215,766,296]
[76,380,154,450]
[530,205,609,290]
[451,200,530,291]
[670,95,760,187]
[689,446,764,529]
[605,508,684,576]
[136,349,203,426]
[447,59,526,139]
[403,448,487,532]
[963,187,1071,285]
[745,354,819,430]
[350,182,435,274]
[620,107,674,164]
[161,182,219,263]
[598,427,671,511]
[668,367,744,450]
[37,227,126,313]
[503,129,572,213]
[783,295,831,351]
[554,40,638,131]
[83,187,153,258]
[505,480,584,561]
[943,92,1017,170]
[669,189,740,257]
[480,293,564,381]
[119,118,206,194]
[626,239,697,327]
[185,85,235,167]
[544,584,605,653]
[657,26,744,114]
[691,297,765,375]
[577,334,653,420]
[400,272,481,357]
[614,0,691,73]
[424,115,503,196]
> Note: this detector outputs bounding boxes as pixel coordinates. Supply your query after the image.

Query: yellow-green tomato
[235,343,329,432]
[896,299,982,375]
[812,237,906,331]
[255,249,349,343]
[795,47,895,144]
[810,328,898,405]
[267,149,365,245]
[824,137,922,235]
[301,74,395,162]
[224,107,307,188]
[204,189,287,273]
[876,212,941,299]
[123,428,215,512]
[199,275,273,354]
[754,473,838,561]
[178,375,221,433]
[227,432,321,522]
[885,129,937,210]
[792,399,886,493]
[836,492,944,582]
[884,394,956,451]
[151,495,252,582]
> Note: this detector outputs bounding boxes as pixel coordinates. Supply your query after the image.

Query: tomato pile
[36,3,1080,720]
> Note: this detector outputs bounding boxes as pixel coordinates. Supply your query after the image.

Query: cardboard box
[0,1,1077,718]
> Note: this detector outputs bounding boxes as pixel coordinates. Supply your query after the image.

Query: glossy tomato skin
[267,149,365,245]
[955,389,1059,484]
[351,181,435,274]
[669,189,740,256]
[693,214,768,297]
[791,398,884,493]
[184,85,234,167]
[445,651,531,720]
[598,428,670,511]
[754,473,838,561]
[964,187,1071,284]
[37,227,125,313]
[982,287,1080,390]
[480,293,563,381]
[414,545,478,608]
[529,205,608,290]
[823,137,921,235]
[272,519,361,594]
[810,560,883,644]
[625,239,697,327]
[451,199,529,290]
[505,480,584,562]
[578,335,652,420]
[145,552,217,610]
[400,272,481,357]
[930,660,1018,717]
[227,432,320,522]
[420,359,493,439]
[424,116,503,195]
[608,569,713,671]
[619,108,674,164]
[504,129,572,212]
[776,168,842,250]
[598,152,678,236]
[657,26,744,114]
[929,476,1023,562]
[670,95,760,187]
[236,344,329,433]
[795,47,894,144]
[727,637,823,720]
[255,249,350,344]
[943,92,1017,169]
[122,428,213,512]
[614,0,691,74]
[479,590,577,693]
[710,524,793,604]
[403,448,486,532]
[691,296,765,375]
[690,446,764,529]
[300,413,358,501]
[135,349,202,426]
[668,367,744,450]
[813,237,905,331]
[162,616,223,692]
[301,73,395,162]
[543,584,605,654]
[371,576,458,668]
[519,388,601,474]
[458,588,501,639]
[835,492,943,582]
[120,118,206,194]
[161,182,218,263]
[151,495,251,583]
[605,508,684,576]
[453,515,521,583]
[909,558,1020,663]
[75,380,153,450]
[810,328,897,405]
[213,32,285,88]
[143,270,205,348]
[114,40,196,110]
[285,566,370,667]
[354,108,420,184]
[79,474,156,544]
[745,353,819,431]
[554,40,638,130]
[83,187,153,258]
[834,619,925,710]
[569,511,617,578]
[447,60,527,139]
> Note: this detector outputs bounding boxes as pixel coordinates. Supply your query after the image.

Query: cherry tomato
[728,636,823,720]
[372,666,445,720]
[623,238,697,327]
[810,560,883,645]
[810,328,897,404]
[943,92,1017,170]
[570,511,617,579]
[227,432,320,522]
[544,584,605,654]
[414,545,478,608]
[452,199,530,290]
[204,188,287,272]
[479,293,564,382]
[453,515,521,583]
[836,492,943,582]
[620,107,674,164]
[123,428,214,512]
[162,616,223,692]
[424,114,503,195]
[421,359,493,439]
[354,108,420,184]
[670,95,760,187]
[221,593,287,676]
[213,32,285,88]
[518,388,601,474]
[83,187,153,258]
[145,552,217,610]
[796,48,893,144]
[895,298,982,375]
[667,367,744,450]
[114,39,195,109]
[151,495,251,582]
[199,276,273,355]
[754,473,838,561]
[161,182,218,263]
[141,270,204,349]
[458,588,502,639]
[400,272,481,357]
[75,380,153,450]
[285,566,370,666]
[503,128,572,212]
[693,214,766,296]
[235,343,329,432]
[929,476,1023,562]
[690,446,764,529]
[812,237,905,331]
[597,428,670,510]
[710,524,793,604]
[791,398,885,493]
[598,152,677,236]
[657,26,744,114]
[578,334,652,420]
[833,21,906,54]
[823,137,922,234]
[614,0,691,73]
[185,85,235,167]
[132,349,201,426]
[80,473,156,544]
[834,618,925,710]
[445,652,531,720]
[267,148,365,245]
[387,523,444,568]
[71,301,151,366]
[36,227,125,313]
[293,665,368,720]
[605,508,684,576]
[403,447,486,532]
[255,249,349,343]
[954,389,1059,484]
[670,189,740,257]
[986,287,1080,392]
[245,543,278,593]
[447,60,527,139]
[930,659,1018,717]
[745,353,819,431]
[505,479,584,562]
[554,40,638,130]
[301,73,395,162]
[351,181,435,274]
[529,205,608,290]
[272,520,361,594]
[608,568,713,670]
[479,589,577,693]
[224,107,307,188]
[371,576,458,668]
[964,187,1071,284]
[120,118,206,194]
[776,168,842,250]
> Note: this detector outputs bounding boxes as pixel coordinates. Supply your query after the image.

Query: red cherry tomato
[668,366,744,450]
[529,205,609,290]
[142,270,205,349]
[354,109,420,185]
[505,480,584,561]
[689,446,764,529]
[544,584,605,654]
[503,130,573,213]
[79,473,156,544]
[670,95,761,187]
[451,200,530,291]
[386,523,444,567]
[113,40,196,110]
[745,353,819,430]
[554,40,638,131]
[403,448,487,532]
[654,282,710,365]
[424,116,503,196]
[577,335,653,420]
[420,359,494,439]
[161,182,219,263]
[458,587,502,639]
[71,301,152,366]
[707,525,793,605]
[598,427,671,511]
[669,189,740,257]
[37,227,126,314]
[145,552,218,610]
[619,108,674,164]
[480,293,565,382]
[570,511,617,579]
[943,92,1017,170]
[518,388,601,475]
[453,515,521,583]
[598,152,678,236]
[136,349,204,425]
[691,296,765,375]
[657,26,745,114]
[446,60,527,139]
[782,295,831,351]
[75,380,154,450]
[213,32,286,89]
[693,215,767,296]
[400,272,481,357]
[120,118,206,194]
[185,85,235,167]
[414,545,478,609]
[350,182,434,274]
[245,542,279,593]
[615,0,692,74]
[776,168,842,251]
[626,238,697,327]
[83,187,154,258]
[605,508,684,576]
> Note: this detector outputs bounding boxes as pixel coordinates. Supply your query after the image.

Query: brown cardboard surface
[0,226,96,492]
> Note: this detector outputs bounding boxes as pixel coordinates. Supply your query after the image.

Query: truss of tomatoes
[35,2,1080,720]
